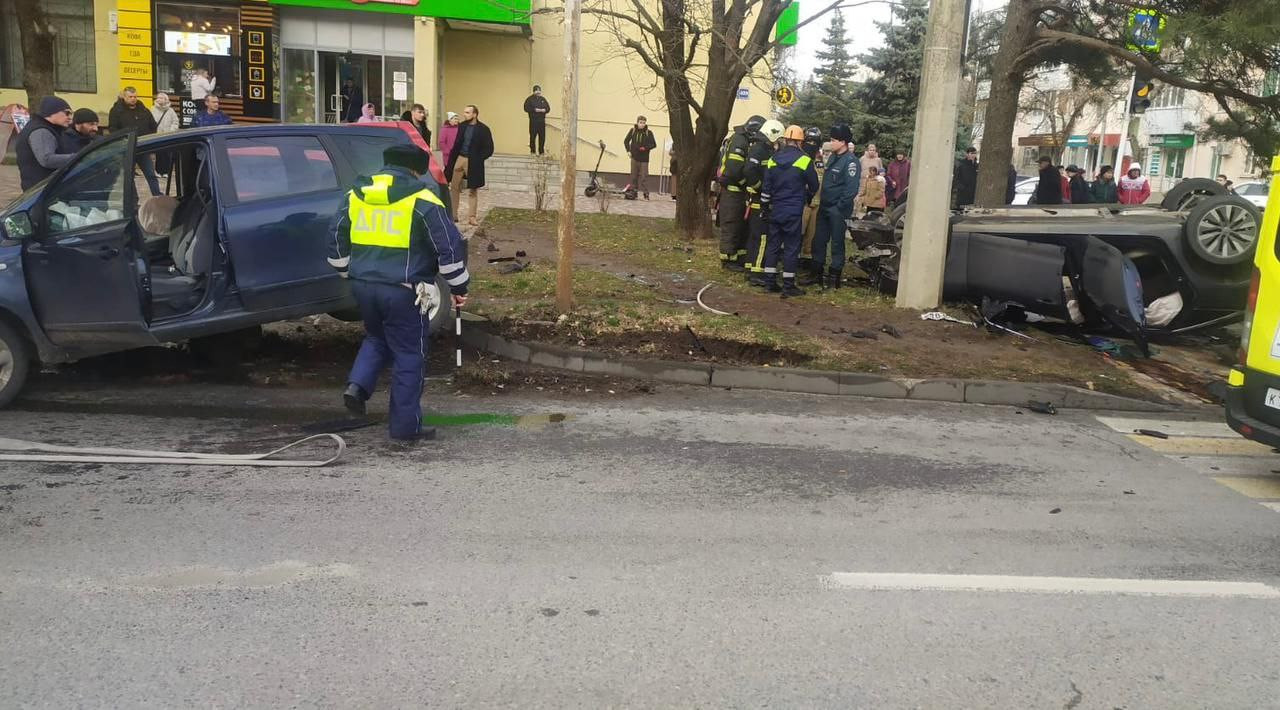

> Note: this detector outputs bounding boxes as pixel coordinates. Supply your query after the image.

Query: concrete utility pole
[895,0,967,310]
[556,0,582,313]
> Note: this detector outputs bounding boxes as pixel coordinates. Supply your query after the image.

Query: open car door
[1081,235,1149,355]
[21,132,156,357]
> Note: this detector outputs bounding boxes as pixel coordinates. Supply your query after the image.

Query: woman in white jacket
[151,92,180,176]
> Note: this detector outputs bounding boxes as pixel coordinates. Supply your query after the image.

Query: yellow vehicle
[1227,155,1280,444]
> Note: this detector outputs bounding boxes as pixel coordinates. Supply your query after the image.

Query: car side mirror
[1,211,34,242]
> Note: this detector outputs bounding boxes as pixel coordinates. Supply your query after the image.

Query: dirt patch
[496,321,814,367]
[474,210,1155,399]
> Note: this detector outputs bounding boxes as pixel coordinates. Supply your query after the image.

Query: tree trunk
[14,0,56,109]
[975,0,1037,206]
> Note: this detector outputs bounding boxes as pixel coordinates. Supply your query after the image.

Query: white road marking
[1262,502,1280,514]
[824,573,1280,599]
[1096,416,1237,439]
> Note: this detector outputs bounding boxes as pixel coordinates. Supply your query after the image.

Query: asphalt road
[2,381,1279,708]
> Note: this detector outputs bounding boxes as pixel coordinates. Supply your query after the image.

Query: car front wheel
[0,320,32,408]
[1184,195,1261,266]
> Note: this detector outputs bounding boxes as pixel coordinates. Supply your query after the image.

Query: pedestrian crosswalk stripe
[1212,477,1280,500]
[823,572,1280,598]
[1262,502,1280,513]
[1125,434,1276,457]
[1096,416,1238,439]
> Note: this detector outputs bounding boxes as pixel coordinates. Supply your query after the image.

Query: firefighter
[329,144,470,441]
[810,124,859,289]
[798,126,824,283]
[760,125,820,297]
[716,114,765,271]
[745,119,786,287]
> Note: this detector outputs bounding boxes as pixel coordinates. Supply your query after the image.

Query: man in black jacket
[523,86,550,155]
[59,108,100,154]
[623,115,657,200]
[15,96,75,190]
[952,146,978,207]
[1033,156,1063,205]
[446,104,495,227]
[107,87,160,196]
[1067,165,1092,204]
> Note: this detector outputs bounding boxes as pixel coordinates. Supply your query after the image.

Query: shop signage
[268,0,532,23]
[1150,134,1194,149]
[1066,134,1089,147]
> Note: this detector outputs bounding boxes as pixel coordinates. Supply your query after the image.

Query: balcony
[1143,107,1198,137]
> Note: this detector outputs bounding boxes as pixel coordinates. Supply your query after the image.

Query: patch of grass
[483,207,893,309]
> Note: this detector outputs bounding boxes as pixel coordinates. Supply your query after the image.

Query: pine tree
[784,11,857,131]
[851,0,930,153]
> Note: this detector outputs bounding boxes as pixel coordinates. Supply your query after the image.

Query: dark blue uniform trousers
[811,206,846,272]
[763,210,804,280]
[350,280,427,439]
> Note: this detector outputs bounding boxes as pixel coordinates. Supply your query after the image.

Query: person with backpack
[623,115,657,200]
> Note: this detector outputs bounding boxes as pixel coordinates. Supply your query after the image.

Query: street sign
[1126,9,1166,53]
[736,88,750,101]
[774,85,795,107]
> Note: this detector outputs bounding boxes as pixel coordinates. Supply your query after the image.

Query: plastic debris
[1026,400,1057,415]
[1134,428,1169,439]
[920,311,975,327]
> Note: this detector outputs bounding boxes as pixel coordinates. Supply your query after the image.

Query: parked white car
[1232,181,1269,209]
[1012,177,1038,205]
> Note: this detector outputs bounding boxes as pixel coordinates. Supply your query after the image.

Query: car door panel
[217,135,351,312]
[22,133,155,355]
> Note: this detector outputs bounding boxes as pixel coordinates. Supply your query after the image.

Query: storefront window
[283,49,316,123]
[382,56,414,120]
[154,3,242,98]
[1162,148,1187,179]
[0,0,96,93]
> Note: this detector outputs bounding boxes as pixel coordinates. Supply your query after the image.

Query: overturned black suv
[858,179,1258,346]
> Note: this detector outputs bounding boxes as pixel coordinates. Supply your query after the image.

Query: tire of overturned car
[1183,195,1262,266]
[1161,177,1229,212]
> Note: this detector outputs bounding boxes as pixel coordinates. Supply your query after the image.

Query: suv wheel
[0,320,32,409]
[1184,195,1261,266]
[1161,177,1229,212]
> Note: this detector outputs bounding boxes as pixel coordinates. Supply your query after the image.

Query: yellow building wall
[440,31,533,156]
[433,8,778,176]
[0,0,125,120]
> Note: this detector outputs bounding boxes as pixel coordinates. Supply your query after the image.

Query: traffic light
[1130,70,1155,114]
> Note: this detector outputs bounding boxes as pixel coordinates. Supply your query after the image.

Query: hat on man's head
[1066,164,1081,173]
[38,96,71,118]
[383,144,429,174]
[828,123,853,142]
[72,108,98,125]
[533,85,542,92]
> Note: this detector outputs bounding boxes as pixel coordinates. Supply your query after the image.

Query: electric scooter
[583,141,638,200]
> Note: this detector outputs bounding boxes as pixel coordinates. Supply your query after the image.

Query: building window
[0,0,97,94]
[154,3,243,98]
[1150,86,1186,110]
[1162,148,1187,179]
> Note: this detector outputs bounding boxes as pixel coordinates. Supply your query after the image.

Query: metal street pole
[556,0,582,313]
[895,0,966,310]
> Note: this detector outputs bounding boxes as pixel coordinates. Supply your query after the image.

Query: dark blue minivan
[0,123,458,406]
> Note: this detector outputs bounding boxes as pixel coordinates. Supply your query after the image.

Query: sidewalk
[0,164,680,221]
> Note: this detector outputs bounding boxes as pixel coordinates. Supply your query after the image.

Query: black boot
[343,383,368,416]
[748,271,772,288]
[721,260,745,273]
[826,268,843,289]
[781,279,806,297]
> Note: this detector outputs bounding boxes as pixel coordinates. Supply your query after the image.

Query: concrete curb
[461,327,1176,413]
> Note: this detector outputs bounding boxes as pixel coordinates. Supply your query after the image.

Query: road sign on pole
[1126,9,1166,53]
[774,86,795,107]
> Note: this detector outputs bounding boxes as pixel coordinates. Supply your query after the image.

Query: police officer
[716,114,765,271]
[798,126,824,281]
[329,144,470,441]
[810,124,859,289]
[745,119,785,286]
[760,125,819,297]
